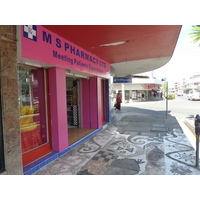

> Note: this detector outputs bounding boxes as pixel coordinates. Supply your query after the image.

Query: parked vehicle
[177,90,184,96]
[169,90,175,95]
[187,90,200,100]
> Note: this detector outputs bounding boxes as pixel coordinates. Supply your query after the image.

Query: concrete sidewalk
[34,104,200,175]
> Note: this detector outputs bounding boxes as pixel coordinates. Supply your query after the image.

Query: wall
[48,67,68,152]
[0,25,23,174]
[112,83,145,90]
[81,79,90,128]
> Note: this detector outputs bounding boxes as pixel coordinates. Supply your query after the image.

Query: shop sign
[144,85,157,89]
[113,77,132,83]
[21,25,110,78]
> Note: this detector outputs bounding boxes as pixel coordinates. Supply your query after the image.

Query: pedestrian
[141,94,145,101]
[115,92,122,111]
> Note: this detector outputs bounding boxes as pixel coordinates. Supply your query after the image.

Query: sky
[151,25,200,86]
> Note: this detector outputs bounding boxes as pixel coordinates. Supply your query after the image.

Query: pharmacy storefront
[18,25,110,173]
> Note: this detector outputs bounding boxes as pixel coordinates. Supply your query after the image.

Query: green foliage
[162,81,167,93]
[189,25,200,46]
[168,94,175,100]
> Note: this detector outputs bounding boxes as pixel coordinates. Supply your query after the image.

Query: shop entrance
[66,76,96,145]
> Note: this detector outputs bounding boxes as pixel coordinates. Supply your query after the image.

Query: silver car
[187,90,200,100]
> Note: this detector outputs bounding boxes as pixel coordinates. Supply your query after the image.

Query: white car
[177,90,184,96]
[187,90,200,100]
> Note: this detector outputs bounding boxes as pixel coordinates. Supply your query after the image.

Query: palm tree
[189,25,200,46]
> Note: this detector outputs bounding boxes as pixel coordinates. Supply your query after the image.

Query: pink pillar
[89,77,102,129]
[96,77,102,128]
[48,67,68,152]
[81,79,90,128]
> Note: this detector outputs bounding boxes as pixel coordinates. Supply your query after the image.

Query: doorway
[66,77,79,128]
[66,76,96,145]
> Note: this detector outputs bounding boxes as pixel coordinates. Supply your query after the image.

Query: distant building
[184,72,200,91]
[111,74,162,104]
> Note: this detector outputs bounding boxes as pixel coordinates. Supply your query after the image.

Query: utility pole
[161,78,168,119]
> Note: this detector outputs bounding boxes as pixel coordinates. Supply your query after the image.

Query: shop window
[0,88,5,173]
[125,90,130,101]
[67,78,79,127]
[132,90,137,100]
[18,65,48,155]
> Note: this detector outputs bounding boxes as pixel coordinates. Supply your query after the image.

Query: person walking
[115,92,122,111]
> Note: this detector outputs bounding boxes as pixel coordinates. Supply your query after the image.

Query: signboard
[21,25,110,78]
[144,85,157,89]
[113,77,132,83]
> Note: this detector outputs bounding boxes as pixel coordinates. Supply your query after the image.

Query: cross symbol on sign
[24,25,37,41]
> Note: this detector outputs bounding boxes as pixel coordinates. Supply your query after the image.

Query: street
[166,94,200,120]
[123,94,200,122]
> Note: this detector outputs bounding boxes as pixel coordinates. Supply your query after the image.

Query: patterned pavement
[34,109,200,175]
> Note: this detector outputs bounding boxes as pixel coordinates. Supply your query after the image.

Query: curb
[177,119,196,150]
[184,119,195,136]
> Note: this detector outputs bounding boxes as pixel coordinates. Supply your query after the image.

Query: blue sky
[152,25,200,86]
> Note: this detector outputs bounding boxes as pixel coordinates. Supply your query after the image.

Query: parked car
[187,90,200,100]
[169,90,175,95]
[177,90,184,96]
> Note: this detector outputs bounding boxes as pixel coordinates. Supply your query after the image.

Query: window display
[66,78,79,127]
[18,65,48,153]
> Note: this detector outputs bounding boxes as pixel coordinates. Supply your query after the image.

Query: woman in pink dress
[115,92,122,111]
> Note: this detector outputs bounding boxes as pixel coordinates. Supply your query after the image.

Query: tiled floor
[33,101,200,175]
[35,125,117,175]
[34,112,200,175]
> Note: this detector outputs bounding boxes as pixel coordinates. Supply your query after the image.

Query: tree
[162,81,168,95]
[189,25,200,46]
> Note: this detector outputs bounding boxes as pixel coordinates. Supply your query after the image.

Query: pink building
[17,25,110,174]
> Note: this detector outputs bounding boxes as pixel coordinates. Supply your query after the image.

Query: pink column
[81,79,90,128]
[48,67,68,152]
[89,77,102,129]
[96,77,102,128]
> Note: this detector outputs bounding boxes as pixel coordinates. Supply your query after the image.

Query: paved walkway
[34,99,200,175]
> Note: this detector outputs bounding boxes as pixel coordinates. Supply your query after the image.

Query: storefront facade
[0,25,111,175]
[111,77,162,105]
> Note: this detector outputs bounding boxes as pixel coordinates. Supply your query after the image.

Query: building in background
[184,72,200,91]
[111,74,162,105]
